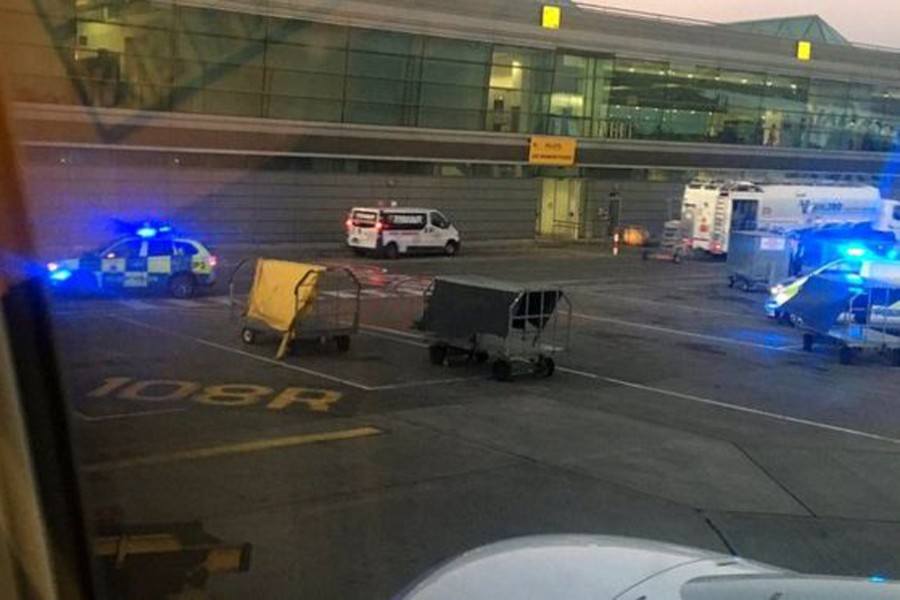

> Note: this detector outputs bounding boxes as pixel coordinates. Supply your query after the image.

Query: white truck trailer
[681,181,900,255]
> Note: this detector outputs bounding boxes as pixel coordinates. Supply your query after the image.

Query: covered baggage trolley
[418,276,572,381]
[726,231,794,292]
[229,259,361,359]
[784,273,900,366]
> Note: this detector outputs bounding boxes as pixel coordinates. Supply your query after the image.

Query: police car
[46,226,217,298]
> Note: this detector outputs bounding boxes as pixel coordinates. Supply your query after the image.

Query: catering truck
[681,181,900,255]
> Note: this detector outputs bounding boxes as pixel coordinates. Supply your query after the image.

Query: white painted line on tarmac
[110,315,376,391]
[571,312,801,353]
[117,299,158,311]
[369,376,481,391]
[207,296,235,306]
[581,292,748,318]
[166,299,206,308]
[361,289,391,298]
[602,376,900,446]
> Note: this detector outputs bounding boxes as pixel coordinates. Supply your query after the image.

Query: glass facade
[9,0,900,153]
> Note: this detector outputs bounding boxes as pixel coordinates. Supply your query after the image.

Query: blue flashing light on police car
[49,268,72,282]
[842,244,868,258]
[45,223,217,299]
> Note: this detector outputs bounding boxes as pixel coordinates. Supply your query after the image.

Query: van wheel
[444,241,459,257]
[168,273,196,299]
[383,243,399,260]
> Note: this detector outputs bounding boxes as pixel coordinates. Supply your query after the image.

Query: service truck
[680,181,900,255]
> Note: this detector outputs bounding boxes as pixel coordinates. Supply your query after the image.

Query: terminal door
[539,179,585,240]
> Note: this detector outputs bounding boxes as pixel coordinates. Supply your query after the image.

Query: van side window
[431,212,449,229]
[384,213,426,230]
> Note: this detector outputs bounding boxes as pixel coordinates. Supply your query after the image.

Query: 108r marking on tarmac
[88,377,342,412]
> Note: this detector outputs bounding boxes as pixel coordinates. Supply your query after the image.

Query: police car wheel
[241,328,256,345]
[168,273,197,299]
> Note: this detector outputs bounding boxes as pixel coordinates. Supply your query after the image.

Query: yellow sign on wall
[796,40,812,61]
[529,136,577,166]
[541,5,561,29]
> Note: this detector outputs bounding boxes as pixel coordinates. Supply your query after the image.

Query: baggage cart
[726,231,794,292]
[229,259,361,359]
[417,276,572,381]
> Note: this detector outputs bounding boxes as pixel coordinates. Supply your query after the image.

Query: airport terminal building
[4,0,900,254]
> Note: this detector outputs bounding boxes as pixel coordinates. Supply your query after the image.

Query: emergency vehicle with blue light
[46,225,217,298]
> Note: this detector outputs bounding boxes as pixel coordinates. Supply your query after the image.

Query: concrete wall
[21,148,539,258]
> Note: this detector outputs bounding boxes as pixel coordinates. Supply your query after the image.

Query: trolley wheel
[892,349,900,367]
[383,242,399,260]
[429,343,449,365]
[672,251,683,264]
[473,350,489,364]
[492,359,512,382]
[641,250,650,261]
[802,333,814,352]
[737,279,751,292]
[335,335,351,353]
[838,345,854,365]
[536,356,555,378]
[241,328,257,345]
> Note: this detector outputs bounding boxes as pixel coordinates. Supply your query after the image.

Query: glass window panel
[180,6,266,39]
[204,65,263,92]
[265,43,346,74]
[423,37,490,63]
[267,70,344,99]
[349,28,415,55]
[346,77,407,103]
[177,32,264,67]
[418,106,483,130]
[267,96,342,121]
[421,59,488,86]
[348,52,411,79]
[420,82,485,110]
[344,102,408,126]
[491,46,554,70]
[201,88,262,116]
[267,18,348,48]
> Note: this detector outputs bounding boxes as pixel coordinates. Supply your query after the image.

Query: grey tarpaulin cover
[783,274,857,332]
[420,276,563,339]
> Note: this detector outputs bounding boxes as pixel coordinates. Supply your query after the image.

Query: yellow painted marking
[83,427,382,473]
[267,387,342,412]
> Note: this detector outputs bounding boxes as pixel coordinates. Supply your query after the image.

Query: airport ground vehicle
[783,273,900,365]
[681,181,900,255]
[46,227,217,299]
[418,276,571,381]
[766,256,900,324]
[346,207,460,258]
[230,259,361,359]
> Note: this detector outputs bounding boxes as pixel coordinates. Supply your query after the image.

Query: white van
[345,207,461,258]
